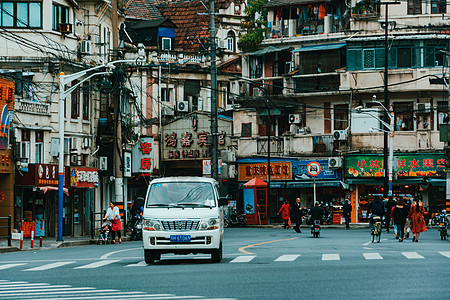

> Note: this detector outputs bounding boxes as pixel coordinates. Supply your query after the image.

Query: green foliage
[238,0,268,52]
[238,29,264,53]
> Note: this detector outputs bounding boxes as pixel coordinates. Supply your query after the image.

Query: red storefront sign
[0,151,12,173]
[132,137,154,173]
[70,167,99,188]
[15,164,66,187]
[238,162,292,181]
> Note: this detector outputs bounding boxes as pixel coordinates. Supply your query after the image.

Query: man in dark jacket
[292,198,302,233]
[384,196,395,232]
[310,202,325,223]
[343,200,352,229]
[368,197,385,231]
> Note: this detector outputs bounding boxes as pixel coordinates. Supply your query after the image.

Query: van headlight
[200,217,220,230]
[143,218,163,231]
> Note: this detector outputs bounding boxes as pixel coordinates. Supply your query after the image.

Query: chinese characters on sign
[70,167,99,188]
[238,162,292,181]
[0,153,11,173]
[345,154,447,178]
[132,137,154,173]
[37,164,58,185]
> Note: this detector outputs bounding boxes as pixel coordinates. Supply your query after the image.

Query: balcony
[257,136,284,155]
[313,135,334,153]
[17,99,50,115]
[292,73,340,93]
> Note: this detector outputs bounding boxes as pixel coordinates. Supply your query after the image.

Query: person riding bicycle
[368,196,385,232]
[309,202,325,224]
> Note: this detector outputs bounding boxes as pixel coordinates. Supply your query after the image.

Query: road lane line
[0,264,26,270]
[100,247,142,260]
[439,251,450,258]
[402,252,424,259]
[74,260,120,269]
[230,256,256,263]
[0,281,28,285]
[0,288,100,295]
[0,285,70,291]
[23,261,75,271]
[322,254,340,261]
[126,261,147,267]
[362,241,372,246]
[37,294,198,300]
[238,237,299,254]
[274,254,300,262]
[363,253,383,260]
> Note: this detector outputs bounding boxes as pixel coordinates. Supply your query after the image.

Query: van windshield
[146,182,216,207]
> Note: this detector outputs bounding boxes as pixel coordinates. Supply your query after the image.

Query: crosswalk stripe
[439,251,450,258]
[363,253,383,260]
[37,294,198,300]
[0,264,26,270]
[23,261,75,271]
[322,254,340,261]
[274,254,300,262]
[230,256,255,263]
[0,281,28,285]
[126,261,147,267]
[0,285,70,291]
[74,260,120,269]
[0,288,100,295]
[402,252,424,259]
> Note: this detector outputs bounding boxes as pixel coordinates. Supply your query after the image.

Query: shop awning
[239,182,286,189]
[39,186,69,196]
[292,43,346,53]
[245,46,292,56]
[286,180,342,188]
[346,178,425,185]
[427,178,446,186]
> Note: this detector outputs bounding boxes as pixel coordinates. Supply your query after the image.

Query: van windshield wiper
[148,203,182,208]
[178,203,214,208]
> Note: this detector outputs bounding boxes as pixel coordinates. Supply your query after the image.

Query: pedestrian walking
[403,197,411,239]
[277,200,290,229]
[103,201,122,244]
[392,198,407,242]
[410,198,427,242]
[343,200,352,229]
[385,196,395,232]
[292,198,302,233]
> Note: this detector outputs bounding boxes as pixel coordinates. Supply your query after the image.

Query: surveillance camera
[372,95,377,100]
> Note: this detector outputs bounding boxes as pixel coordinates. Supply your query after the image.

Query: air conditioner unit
[99,156,107,171]
[58,23,72,34]
[161,106,174,116]
[80,40,92,54]
[177,100,189,112]
[328,157,343,169]
[70,154,80,166]
[221,150,236,163]
[289,114,302,124]
[333,128,349,141]
[415,103,431,113]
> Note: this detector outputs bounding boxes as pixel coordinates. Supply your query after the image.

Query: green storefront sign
[345,154,446,178]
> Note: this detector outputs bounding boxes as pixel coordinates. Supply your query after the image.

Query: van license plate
[170,235,191,242]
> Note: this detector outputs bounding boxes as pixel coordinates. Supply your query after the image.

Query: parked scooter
[224,207,246,228]
[437,210,448,240]
[130,210,143,241]
[311,219,321,238]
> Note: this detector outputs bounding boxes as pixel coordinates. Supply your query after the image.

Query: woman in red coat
[277,200,290,229]
[409,198,427,242]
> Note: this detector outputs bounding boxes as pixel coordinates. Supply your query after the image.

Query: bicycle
[371,215,382,243]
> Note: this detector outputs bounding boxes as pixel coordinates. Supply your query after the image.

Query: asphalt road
[0,228,449,300]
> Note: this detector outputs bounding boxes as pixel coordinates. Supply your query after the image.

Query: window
[425,47,445,67]
[52,3,69,31]
[227,31,235,52]
[82,83,89,120]
[437,101,448,130]
[162,37,171,50]
[394,102,414,131]
[35,131,43,163]
[432,0,446,13]
[161,88,172,102]
[408,0,422,15]
[397,48,412,68]
[19,129,30,161]
[242,123,252,137]
[71,81,79,118]
[333,104,348,131]
[250,56,262,79]
[0,1,42,28]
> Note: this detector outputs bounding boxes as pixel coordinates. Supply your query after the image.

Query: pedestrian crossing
[0,251,448,271]
[0,280,235,300]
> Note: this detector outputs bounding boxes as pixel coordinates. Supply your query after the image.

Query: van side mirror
[218,197,229,206]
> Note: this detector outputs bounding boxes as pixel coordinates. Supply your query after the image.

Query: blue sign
[243,189,255,215]
[36,220,45,237]
[292,160,340,180]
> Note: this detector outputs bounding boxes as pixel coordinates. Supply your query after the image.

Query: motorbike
[437,212,448,240]
[130,212,143,241]
[311,219,321,238]
[224,207,246,228]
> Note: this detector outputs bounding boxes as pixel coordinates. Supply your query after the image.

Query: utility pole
[112,0,124,205]
[209,0,219,181]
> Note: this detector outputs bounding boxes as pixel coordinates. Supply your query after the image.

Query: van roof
[150,177,217,184]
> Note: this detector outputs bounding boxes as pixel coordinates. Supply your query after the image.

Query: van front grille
[161,220,200,231]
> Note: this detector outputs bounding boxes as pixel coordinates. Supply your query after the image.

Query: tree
[237,0,268,52]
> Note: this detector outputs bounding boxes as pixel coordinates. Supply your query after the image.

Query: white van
[142,177,226,264]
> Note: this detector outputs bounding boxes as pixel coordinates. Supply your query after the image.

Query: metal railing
[90,211,105,240]
[0,215,12,247]
[17,99,50,114]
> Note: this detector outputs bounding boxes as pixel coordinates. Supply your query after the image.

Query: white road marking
[0,288,101,295]
[100,247,142,260]
[0,264,26,270]
[0,281,28,285]
[402,252,424,259]
[74,260,120,269]
[274,254,300,262]
[322,254,340,261]
[126,261,147,267]
[362,241,372,246]
[230,256,256,263]
[0,285,70,291]
[38,295,200,300]
[363,253,383,260]
[439,251,450,258]
[23,261,75,271]
[363,247,372,250]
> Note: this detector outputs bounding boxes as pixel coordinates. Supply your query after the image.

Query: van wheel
[211,243,222,263]
[144,250,160,264]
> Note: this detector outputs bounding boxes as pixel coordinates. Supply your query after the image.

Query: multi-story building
[233,0,450,223]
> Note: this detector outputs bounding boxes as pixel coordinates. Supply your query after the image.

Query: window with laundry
[394,102,414,131]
